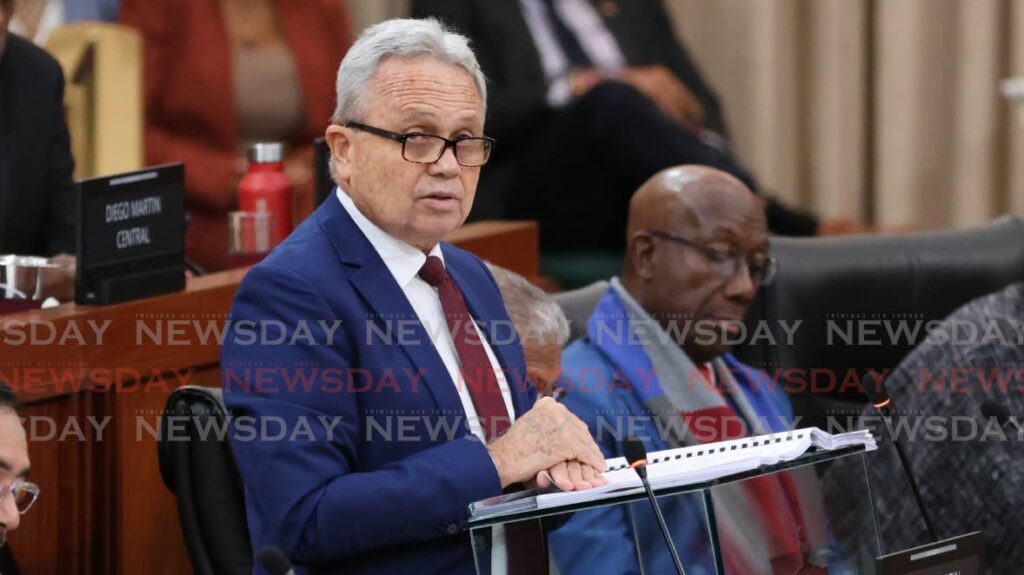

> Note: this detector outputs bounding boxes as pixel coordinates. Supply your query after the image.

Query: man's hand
[487,397,606,489]
[570,68,605,99]
[40,253,75,302]
[616,65,705,133]
[535,460,609,491]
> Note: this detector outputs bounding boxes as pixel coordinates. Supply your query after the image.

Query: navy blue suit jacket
[222,195,536,574]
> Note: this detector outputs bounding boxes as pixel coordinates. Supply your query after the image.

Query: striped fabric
[593,280,830,573]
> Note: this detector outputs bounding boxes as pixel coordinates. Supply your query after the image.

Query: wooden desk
[0,221,537,574]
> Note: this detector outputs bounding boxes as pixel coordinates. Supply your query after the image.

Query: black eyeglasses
[645,230,778,286]
[345,122,495,167]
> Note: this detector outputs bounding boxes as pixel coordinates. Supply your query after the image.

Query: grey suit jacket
[823,282,1024,572]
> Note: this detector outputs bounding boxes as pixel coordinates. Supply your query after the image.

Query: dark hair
[0,384,18,413]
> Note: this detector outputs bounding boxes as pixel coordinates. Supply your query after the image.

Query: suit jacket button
[446,524,459,535]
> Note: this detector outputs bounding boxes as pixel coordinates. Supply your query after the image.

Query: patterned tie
[419,255,512,438]
[418,256,547,574]
[538,0,593,68]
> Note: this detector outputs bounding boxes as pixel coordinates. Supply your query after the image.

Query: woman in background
[121,0,351,270]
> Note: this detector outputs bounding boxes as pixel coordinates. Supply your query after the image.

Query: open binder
[469,427,876,521]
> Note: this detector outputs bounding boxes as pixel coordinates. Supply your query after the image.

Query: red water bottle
[238,142,293,247]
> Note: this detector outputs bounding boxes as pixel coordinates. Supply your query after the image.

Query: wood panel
[0,221,537,574]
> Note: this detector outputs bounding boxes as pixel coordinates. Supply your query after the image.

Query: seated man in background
[412,0,856,252]
[222,18,606,574]
[550,166,831,574]
[823,282,1024,572]
[487,263,571,396]
[0,0,76,300]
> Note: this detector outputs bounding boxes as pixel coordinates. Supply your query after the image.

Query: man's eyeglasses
[645,230,778,286]
[0,479,39,515]
[345,122,495,167]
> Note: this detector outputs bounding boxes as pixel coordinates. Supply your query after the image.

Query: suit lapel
[316,197,469,425]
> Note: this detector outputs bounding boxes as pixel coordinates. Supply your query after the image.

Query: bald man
[549,166,833,574]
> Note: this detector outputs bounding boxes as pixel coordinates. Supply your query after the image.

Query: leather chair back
[157,386,252,575]
[735,216,1024,425]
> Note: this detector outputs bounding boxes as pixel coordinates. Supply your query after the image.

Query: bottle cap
[247,142,285,164]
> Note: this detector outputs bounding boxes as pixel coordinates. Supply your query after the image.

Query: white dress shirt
[336,188,512,573]
[518,0,627,107]
[9,0,64,46]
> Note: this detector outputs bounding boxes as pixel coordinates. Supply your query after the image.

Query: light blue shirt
[64,0,119,23]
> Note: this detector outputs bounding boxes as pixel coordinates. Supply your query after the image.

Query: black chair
[554,216,1024,427]
[157,386,252,575]
[736,215,1024,426]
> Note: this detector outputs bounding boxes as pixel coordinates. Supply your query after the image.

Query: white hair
[487,263,571,348]
[330,18,488,126]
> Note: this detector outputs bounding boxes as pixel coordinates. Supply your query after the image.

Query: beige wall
[345,0,1024,229]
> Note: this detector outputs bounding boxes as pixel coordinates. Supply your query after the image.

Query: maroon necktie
[418,256,547,574]
[419,255,512,438]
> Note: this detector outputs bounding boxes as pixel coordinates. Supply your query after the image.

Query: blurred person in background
[120,0,352,271]
[487,262,571,397]
[413,0,863,252]
[823,281,1024,572]
[0,0,76,300]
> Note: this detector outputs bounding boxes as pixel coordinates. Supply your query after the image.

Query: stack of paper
[536,428,875,508]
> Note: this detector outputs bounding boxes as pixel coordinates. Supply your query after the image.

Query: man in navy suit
[222,18,607,575]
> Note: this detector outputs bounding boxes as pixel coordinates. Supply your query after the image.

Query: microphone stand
[624,437,687,575]
[873,398,939,542]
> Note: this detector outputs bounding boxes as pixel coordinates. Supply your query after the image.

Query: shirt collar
[336,187,444,288]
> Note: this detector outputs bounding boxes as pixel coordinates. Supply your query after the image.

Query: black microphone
[258,546,296,575]
[863,383,939,542]
[980,400,1024,441]
[623,436,687,575]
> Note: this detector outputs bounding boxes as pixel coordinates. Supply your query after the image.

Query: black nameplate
[76,164,186,305]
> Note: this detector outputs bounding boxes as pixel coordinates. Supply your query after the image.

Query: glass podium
[467,446,882,575]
